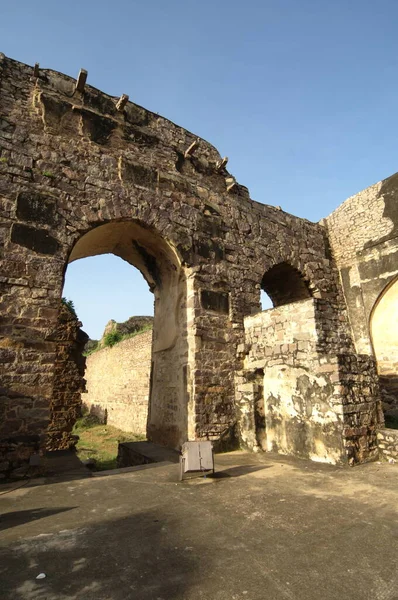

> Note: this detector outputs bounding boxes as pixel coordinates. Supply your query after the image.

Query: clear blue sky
[2,1,398,338]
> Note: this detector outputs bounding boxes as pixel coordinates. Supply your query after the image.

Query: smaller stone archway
[237,261,346,463]
[370,277,398,427]
[63,219,191,449]
[261,262,313,308]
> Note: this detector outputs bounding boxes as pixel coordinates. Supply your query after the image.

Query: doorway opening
[50,220,189,470]
[260,290,273,311]
[63,254,153,470]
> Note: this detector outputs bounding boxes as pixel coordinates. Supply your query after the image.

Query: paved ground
[0,451,397,600]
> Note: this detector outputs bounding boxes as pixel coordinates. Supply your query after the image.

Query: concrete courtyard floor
[0,450,397,600]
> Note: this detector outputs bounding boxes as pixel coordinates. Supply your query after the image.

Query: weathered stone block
[11,223,60,255]
[200,290,229,314]
[16,191,58,226]
[120,159,157,188]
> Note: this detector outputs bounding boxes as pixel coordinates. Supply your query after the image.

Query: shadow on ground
[0,507,76,532]
[0,452,397,600]
[0,509,206,600]
[209,464,272,478]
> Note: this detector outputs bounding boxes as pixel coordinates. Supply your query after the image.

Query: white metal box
[180,441,214,475]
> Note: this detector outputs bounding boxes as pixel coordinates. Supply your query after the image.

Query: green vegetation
[106,323,153,347]
[62,297,77,318]
[84,323,153,356]
[73,413,145,471]
[103,330,123,347]
[119,322,153,340]
[0,157,7,163]
[42,171,55,178]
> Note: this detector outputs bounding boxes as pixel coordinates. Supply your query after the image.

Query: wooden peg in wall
[75,69,87,93]
[226,176,237,193]
[184,138,200,158]
[216,157,228,171]
[116,94,129,111]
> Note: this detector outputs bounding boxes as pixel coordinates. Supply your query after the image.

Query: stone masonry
[325,173,398,356]
[0,54,395,476]
[236,298,382,464]
[237,299,345,463]
[46,302,88,452]
[83,329,152,435]
[377,428,398,462]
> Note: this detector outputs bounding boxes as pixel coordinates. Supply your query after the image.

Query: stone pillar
[191,285,241,449]
[46,302,88,452]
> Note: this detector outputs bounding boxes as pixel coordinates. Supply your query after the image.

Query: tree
[62,297,77,318]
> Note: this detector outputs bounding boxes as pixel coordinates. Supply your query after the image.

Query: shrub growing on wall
[62,297,77,318]
[103,331,123,348]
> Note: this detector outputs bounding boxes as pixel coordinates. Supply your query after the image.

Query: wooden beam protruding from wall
[75,69,88,93]
[216,157,228,172]
[184,138,200,158]
[226,177,237,193]
[116,94,129,111]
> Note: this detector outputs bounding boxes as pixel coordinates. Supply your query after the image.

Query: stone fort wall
[325,172,398,356]
[236,298,381,465]
[325,172,398,430]
[236,299,344,463]
[0,53,391,475]
[47,303,88,452]
[83,329,152,435]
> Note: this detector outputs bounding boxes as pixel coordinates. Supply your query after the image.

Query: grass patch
[73,414,145,471]
[120,323,153,341]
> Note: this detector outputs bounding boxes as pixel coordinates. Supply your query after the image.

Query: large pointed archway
[65,220,191,449]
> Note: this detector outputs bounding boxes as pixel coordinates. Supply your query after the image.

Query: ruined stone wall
[236,300,345,464]
[47,303,88,451]
[236,299,382,464]
[377,428,398,462]
[0,302,86,478]
[0,54,380,474]
[325,172,398,355]
[325,173,398,446]
[84,329,152,435]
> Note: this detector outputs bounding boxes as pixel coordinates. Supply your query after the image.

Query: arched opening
[260,290,273,311]
[261,262,312,308]
[55,220,189,458]
[61,255,154,468]
[239,261,343,463]
[370,277,398,429]
[64,254,154,343]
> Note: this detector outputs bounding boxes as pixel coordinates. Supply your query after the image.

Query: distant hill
[84,316,153,354]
